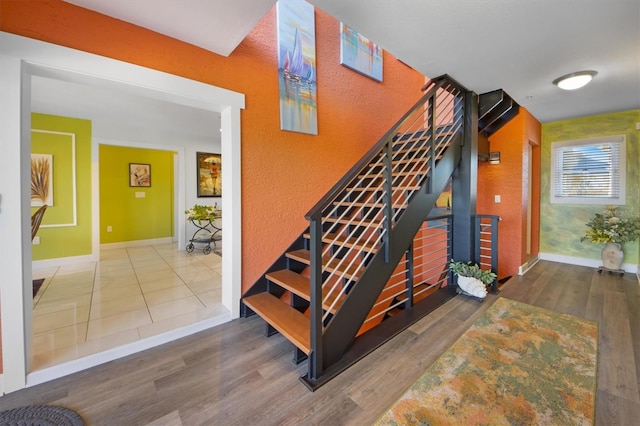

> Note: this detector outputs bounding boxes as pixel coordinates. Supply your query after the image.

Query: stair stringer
[320,137,462,369]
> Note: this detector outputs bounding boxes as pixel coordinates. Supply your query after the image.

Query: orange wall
[477,108,541,278]
[0,0,426,293]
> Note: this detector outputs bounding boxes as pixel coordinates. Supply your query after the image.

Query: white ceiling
[55,0,639,129]
[63,0,275,56]
[31,76,221,146]
[310,0,640,123]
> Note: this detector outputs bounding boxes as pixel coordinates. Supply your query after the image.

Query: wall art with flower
[31,153,53,206]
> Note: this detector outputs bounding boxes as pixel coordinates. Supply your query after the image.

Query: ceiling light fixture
[553,70,597,90]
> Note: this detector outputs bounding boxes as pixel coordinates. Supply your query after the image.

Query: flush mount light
[553,70,597,90]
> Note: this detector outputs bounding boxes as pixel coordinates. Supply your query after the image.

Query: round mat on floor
[0,405,84,426]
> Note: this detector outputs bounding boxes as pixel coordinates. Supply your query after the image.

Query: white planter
[601,242,624,270]
[456,275,488,299]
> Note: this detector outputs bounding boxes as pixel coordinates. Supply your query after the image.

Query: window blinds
[551,136,625,204]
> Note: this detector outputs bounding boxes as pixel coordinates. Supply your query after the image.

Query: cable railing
[303,75,466,381]
[359,215,453,329]
[473,214,500,292]
[306,77,464,325]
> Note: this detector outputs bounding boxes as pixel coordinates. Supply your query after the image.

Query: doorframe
[0,31,245,394]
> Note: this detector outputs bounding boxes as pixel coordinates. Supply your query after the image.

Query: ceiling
[58,0,639,125]
[310,0,640,123]
[32,76,221,146]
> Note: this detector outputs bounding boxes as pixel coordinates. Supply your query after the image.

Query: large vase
[601,242,624,270]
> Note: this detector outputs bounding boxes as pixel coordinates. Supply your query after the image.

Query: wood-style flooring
[1,260,639,425]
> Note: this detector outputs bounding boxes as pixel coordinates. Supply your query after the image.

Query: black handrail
[420,73,467,93]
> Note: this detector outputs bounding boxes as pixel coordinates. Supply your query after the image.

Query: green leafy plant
[185,204,217,222]
[581,206,640,245]
[449,259,497,285]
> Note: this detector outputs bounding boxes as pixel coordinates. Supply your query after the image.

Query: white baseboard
[31,238,176,271]
[100,237,174,250]
[538,252,638,274]
[32,254,97,271]
[518,256,540,275]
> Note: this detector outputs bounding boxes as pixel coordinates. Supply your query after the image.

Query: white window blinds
[550,135,626,205]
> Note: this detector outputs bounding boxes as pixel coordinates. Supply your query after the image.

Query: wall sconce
[488,151,500,165]
[479,151,501,165]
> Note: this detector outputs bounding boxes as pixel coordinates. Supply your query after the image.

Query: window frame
[550,134,626,205]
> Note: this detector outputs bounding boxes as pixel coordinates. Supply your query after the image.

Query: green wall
[31,113,92,260]
[99,145,175,243]
[541,110,640,264]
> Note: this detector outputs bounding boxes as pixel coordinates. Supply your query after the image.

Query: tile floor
[31,242,226,371]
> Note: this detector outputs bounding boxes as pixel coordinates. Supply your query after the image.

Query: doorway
[0,32,244,393]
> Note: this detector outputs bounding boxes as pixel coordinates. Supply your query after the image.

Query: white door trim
[0,31,244,394]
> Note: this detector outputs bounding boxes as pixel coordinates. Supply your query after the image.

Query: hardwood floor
[1,260,639,425]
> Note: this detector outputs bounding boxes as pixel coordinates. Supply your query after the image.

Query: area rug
[32,278,45,298]
[376,297,598,425]
[0,405,84,425]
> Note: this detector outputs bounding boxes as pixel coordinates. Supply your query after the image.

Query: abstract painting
[277,0,317,135]
[197,152,222,197]
[129,163,151,187]
[340,23,383,82]
[31,153,53,206]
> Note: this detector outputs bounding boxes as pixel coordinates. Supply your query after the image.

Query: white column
[0,54,30,393]
[220,106,242,319]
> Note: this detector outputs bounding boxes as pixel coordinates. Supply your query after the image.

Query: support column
[452,91,478,262]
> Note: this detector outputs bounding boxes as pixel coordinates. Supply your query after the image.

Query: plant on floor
[185,204,217,222]
[449,259,497,285]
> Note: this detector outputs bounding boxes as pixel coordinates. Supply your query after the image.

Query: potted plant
[449,259,497,299]
[185,204,217,224]
[581,206,640,272]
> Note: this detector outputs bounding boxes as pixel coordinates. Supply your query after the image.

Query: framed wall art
[340,22,383,82]
[277,0,318,135]
[197,152,221,197]
[129,163,151,187]
[31,153,54,206]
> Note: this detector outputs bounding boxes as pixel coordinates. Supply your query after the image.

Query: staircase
[242,75,471,390]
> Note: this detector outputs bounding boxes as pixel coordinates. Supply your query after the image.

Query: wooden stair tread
[265,269,346,312]
[243,292,310,354]
[286,249,362,281]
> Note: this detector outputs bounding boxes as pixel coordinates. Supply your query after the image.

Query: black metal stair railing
[473,214,501,292]
[303,75,467,382]
[359,214,453,329]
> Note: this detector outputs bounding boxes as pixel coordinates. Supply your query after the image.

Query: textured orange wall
[0,0,426,293]
[477,108,541,278]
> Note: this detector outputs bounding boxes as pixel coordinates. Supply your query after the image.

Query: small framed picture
[129,163,151,187]
[197,152,221,197]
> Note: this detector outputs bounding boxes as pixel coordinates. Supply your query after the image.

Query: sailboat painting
[340,23,383,82]
[277,0,317,135]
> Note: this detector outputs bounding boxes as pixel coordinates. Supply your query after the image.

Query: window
[550,135,626,205]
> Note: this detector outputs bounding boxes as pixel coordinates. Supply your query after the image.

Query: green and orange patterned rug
[376,297,598,425]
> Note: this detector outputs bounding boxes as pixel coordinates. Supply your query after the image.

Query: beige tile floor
[31,242,225,371]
